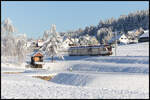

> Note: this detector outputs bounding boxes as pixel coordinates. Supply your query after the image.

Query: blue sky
[1,1,149,39]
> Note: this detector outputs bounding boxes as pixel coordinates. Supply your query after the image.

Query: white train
[68,45,113,56]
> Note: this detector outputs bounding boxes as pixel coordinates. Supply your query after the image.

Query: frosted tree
[1,18,27,64]
[97,27,113,44]
[40,24,64,62]
[103,28,113,44]
[1,18,17,57]
[15,34,27,63]
[2,18,16,35]
[43,30,50,41]
[97,28,108,44]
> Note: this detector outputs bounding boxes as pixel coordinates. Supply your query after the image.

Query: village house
[63,37,79,47]
[26,40,37,48]
[127,34,138,44]
[26,41,32,47]
[108,34,129,45]
[79,36,88,46]
[31,40,37,47]
[36,39,44,47]
[89,36,99,46]
[138,30,149,42]
[78,34,92,46]
[128,38,138,44]
[63,37,71,45]
[63,37,73,46]
[127,28,144,44]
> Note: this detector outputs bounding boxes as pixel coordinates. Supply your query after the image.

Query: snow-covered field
[1,42,149,99]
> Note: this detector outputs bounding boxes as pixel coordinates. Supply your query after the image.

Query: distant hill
[61,9,149,44]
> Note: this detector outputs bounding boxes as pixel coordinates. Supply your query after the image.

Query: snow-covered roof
[63,37,71,42]
[139,30,149,38]
[62,36,68,41]
[34,62,45,64]
[108,34,123,43]
[31,51,44,57]
[128,29,137,35]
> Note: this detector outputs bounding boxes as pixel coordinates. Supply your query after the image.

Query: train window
[104,47,108,51]
[103,48,106,51]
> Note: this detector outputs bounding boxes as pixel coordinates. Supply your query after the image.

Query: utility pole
[115,31,117,56]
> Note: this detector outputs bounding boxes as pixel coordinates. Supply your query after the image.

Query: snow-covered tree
[40,24,64,62]
[2,18,17,36]
[1,18,27,63]
[43,30,50,41]
[15,34,27,63]
[1,18,17,57]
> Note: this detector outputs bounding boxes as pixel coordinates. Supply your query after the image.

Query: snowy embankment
[1,42,149,99]
[1,72,149,99]
[51,72,149,93]
[50,55,149,94]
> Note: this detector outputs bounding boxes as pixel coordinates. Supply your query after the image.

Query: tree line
[61,9,149,44]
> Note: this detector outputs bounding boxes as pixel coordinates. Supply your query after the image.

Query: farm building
[138,30,149,42]
[30,51,44,68]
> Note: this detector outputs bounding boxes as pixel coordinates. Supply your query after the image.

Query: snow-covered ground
[1,42,149,99]
[111,42,149,56]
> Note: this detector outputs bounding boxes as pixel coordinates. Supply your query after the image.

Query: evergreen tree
[40,24,64,62]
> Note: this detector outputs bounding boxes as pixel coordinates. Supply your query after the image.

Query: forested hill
[62,9,149,44]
